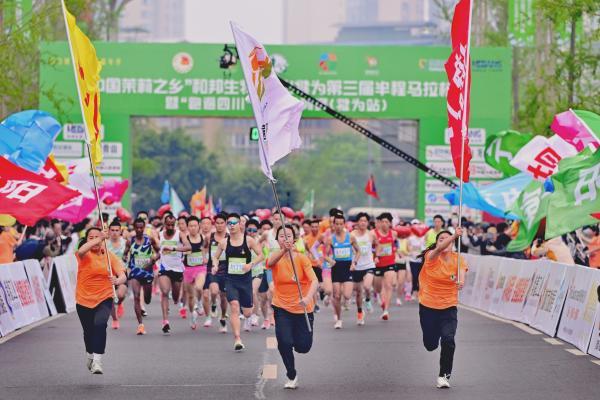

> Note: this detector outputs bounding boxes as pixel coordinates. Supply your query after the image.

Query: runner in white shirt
[350,212,379,325]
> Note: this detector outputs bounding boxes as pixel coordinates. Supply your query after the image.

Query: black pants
[409,260,423,292]
[273,306,314,380]
[419,304,458,377]
[76,299,113,355]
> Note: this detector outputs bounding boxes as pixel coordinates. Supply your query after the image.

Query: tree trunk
[567,15,577,107]
[512,46,519,126]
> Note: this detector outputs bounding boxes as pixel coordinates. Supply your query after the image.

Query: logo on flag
[249,46,272,101]
[172,52,194,74]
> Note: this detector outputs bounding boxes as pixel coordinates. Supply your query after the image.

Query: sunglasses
[246,228,258,233]
[227,220,239,226]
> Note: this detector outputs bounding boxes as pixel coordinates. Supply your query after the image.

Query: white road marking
[266,336,277,349]
[565,349,586,356]
[543,338,563,345]
[511,322,542,335]
[591,360,600,366]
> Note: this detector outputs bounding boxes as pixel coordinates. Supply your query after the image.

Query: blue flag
[160,180,170,204]
[444,173,532,219]
[169,187,185,216]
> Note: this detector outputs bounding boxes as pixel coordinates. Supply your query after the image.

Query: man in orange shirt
[0,225,18,264]
[267,224,318,390]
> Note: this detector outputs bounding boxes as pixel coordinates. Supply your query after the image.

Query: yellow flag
[62,2,103,166]
[190,186,207,217]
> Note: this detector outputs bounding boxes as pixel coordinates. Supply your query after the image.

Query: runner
[395,224,410,306]
[324,213,360,329]
[123,218,160,335]
[373,212,398,321]
[258,219,275,329]
[106,219,127,330]
[304,219,323,312]
[157,213,191,334]
[199,216,215,321]
[75,227,126,374]
[177,215,189,318]
[418,227,467,388]
[245,219,266,329]
[259,213,284,328]
[407,219,426,302]
[350,212,379,325]
[212,213,264,351]
[206,213,229,331]
[267,224,318,389]
[183,216,208,330]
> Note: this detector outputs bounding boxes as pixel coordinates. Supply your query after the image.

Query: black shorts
[225,278,253,308]
[395,262,407,271]
[158,270,183,283]
[351,268,374,283]
[258,272,270,293]
[207,274,227,292]
[373,265,396,277]
[332,261,353,283]
[312,267,323,283]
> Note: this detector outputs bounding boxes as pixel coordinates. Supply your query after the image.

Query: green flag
[507,180,550,252]
[485,130,533,176]
[300,189,314,218]
[545,149,600,239]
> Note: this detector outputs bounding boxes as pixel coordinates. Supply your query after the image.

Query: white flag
[231,22,304,180]
[510,135,578,181]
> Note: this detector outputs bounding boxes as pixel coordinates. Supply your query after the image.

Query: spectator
[0,224,19,264]
[495,223,511,251]
[15,226,44,261]
[42,231,62,258]
[531,236,575,265]
[425,215,445,247]
[585,226,600,268]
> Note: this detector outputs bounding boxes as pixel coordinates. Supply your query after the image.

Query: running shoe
[284,376,298,389]
[179,307,187,319]
[250,314,259,326]
[357,312,365,326]
[380,310,389,321]
[261,320,271,330]
[141,309,148,317]
[314,304,320,313]
[136,323,146,335]
[436,375,451,389]
[219,318,228,333]
[395,298,402,306]
[90,360,103,375]
[343,301,350,311]
[210,303,218,318]
[203,317,212,328]
[86,354,93,371]
[243,318,251,332]
[111,320,120,330]
[323,295,330,307]
[334,320,343,329]
[162,321,171,335]
[234,339,245,352]
[117,303,125,318]
[365,299,373,313]
[191,311,198,330]
[405,293,412,302]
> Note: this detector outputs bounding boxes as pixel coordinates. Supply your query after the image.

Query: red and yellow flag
[190,186,207,217]
[61,1,103,166]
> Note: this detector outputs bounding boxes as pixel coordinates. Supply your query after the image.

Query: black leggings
[409,260,423,292]
[273,306,314,380]
[76,299,113,355]
[419,304,458,377]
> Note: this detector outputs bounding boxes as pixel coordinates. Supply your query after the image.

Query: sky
[184,0,284,44]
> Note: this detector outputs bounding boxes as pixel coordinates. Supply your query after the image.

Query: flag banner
[190,186,207,217]
[50,158,96,223]
[169,187,185,216]
[484,130,533,176]
[160,180,170,204]
[98,179,129,205]
[510,135,578,181]
[300,189,315,218]
[545,149,600,239]
[208,195,215,216]
[62,2,103,166]
[551,109,600,152]
[506,180,551,252]
[364,175,380,200]
[444,173,532,219]
[0,157,79,226]
[231,22,304,181]
[0,110,61,173]
[445,0,473,182]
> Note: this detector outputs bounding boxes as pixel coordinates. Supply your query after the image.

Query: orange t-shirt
[76,250,124,308]
[268,252,317,314]
[304,233,320,267]
[419,251,468,310]
[588,236,600,268]
[0,231,17,264]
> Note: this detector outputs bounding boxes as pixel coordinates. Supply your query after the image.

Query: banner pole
[61,0,117,302]
[269,179,312,333]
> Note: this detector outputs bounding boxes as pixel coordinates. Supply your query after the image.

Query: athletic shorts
[225,278,253,308]
[312,267,323,283]
[183,265,206,284]
[373,265,396,277]
[352,268,374,283]
[128,266,154,285]
[207,274,227,292]
[332,261,352,283]
[253,273,264,281]
[395,262,407,271]
[322,268,332,279]
[158,269,183,283]
[259,272,270,293]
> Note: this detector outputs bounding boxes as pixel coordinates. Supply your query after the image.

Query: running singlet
[225,234,252,280]
[332,232,353,262]
[375,229,396,268]
[251,247,265,278]
[208,233,228,275]
[159,230,184,273]
[107,238,126,259]
[128,236,153,270]
[354,232,375,270]
[185,236,204,267]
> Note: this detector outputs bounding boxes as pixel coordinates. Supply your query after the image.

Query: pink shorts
[183,265,207,284]
[322,269,332,278]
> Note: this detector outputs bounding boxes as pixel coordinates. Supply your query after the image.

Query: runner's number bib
[187,252,203,266]
[134,255,151,269]
[334,247,351,260]
[358,241,371,256]
[379,243,393,257]
[228,257,247,275]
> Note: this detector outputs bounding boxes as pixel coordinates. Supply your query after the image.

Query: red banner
[445,0,473,182]
[0,157,80,226]
[364,174,380,200]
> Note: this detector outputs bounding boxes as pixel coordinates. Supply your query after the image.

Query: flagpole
[269,179,312,333]
[61,0,117,302]
[456,0,473,286]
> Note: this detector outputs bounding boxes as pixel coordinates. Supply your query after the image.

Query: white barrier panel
[490,258,521,317]
[477,257,502,313]
[530,263,571,336]
[459,254,478,307]
[520,261,550,326]
[504,260,537,322]
[53,255,77,313]
[0,270,16,337]
[9,261,42,326]
[557,266,600,352]
[23,259,53,318]
[588,299,600,358]
[469,257,488,309]
[0,263,27,330]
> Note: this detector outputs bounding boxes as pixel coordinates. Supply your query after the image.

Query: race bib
[358,241,372,256]
[252,262,264,276]
[187,252,203,266]
[334,246,351,259]
[379,243,392,257]
[162,240,178,254]
[228,257,247,275]
[134,256,151,269]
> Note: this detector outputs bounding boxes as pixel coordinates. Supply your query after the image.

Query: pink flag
[551,109,600,152]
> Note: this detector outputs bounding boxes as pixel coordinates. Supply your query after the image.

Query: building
[118,0,185,42]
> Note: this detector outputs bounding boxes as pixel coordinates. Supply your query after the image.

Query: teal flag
[545,149,600,239]
[507,180,550,252]
[485,130,533,176]
[169,187,185,216]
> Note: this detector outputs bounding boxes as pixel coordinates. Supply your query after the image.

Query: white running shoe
[190,311,198,329]
[334,320,343,329]
[219,319,228,333]
[436,375,451,389]
[365,299,373,313]
[203,317,212,328]
[243,318,252,332]
[380,310,389,321]
[250,314,259,326]
[395,298,402,306]
[90,360,103,374]
[284,376,298,389]
[234,340,245,352]
[86,354,93,371]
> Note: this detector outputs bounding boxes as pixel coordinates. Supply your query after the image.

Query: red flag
[445,0,473,182]
[364,175,379,200]
[0,157,80,226]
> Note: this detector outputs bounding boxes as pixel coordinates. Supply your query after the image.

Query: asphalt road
[1,295,599,400]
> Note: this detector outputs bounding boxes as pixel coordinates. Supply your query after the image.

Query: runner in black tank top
[183,216,206,330]
[207,214,230,332]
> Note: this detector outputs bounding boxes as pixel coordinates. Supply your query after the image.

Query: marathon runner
[350,212,379,325]
[199,216,215,323]
[212,213,264,351]
[373,212,398,321]
[245,219,266,329]
[258,219,275,329]
[304,219,323,312]
[206,213,229,331]
[107,219,127,330]
[123,218,160,335]
[183,216,208,330]
[177,215,189,318]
